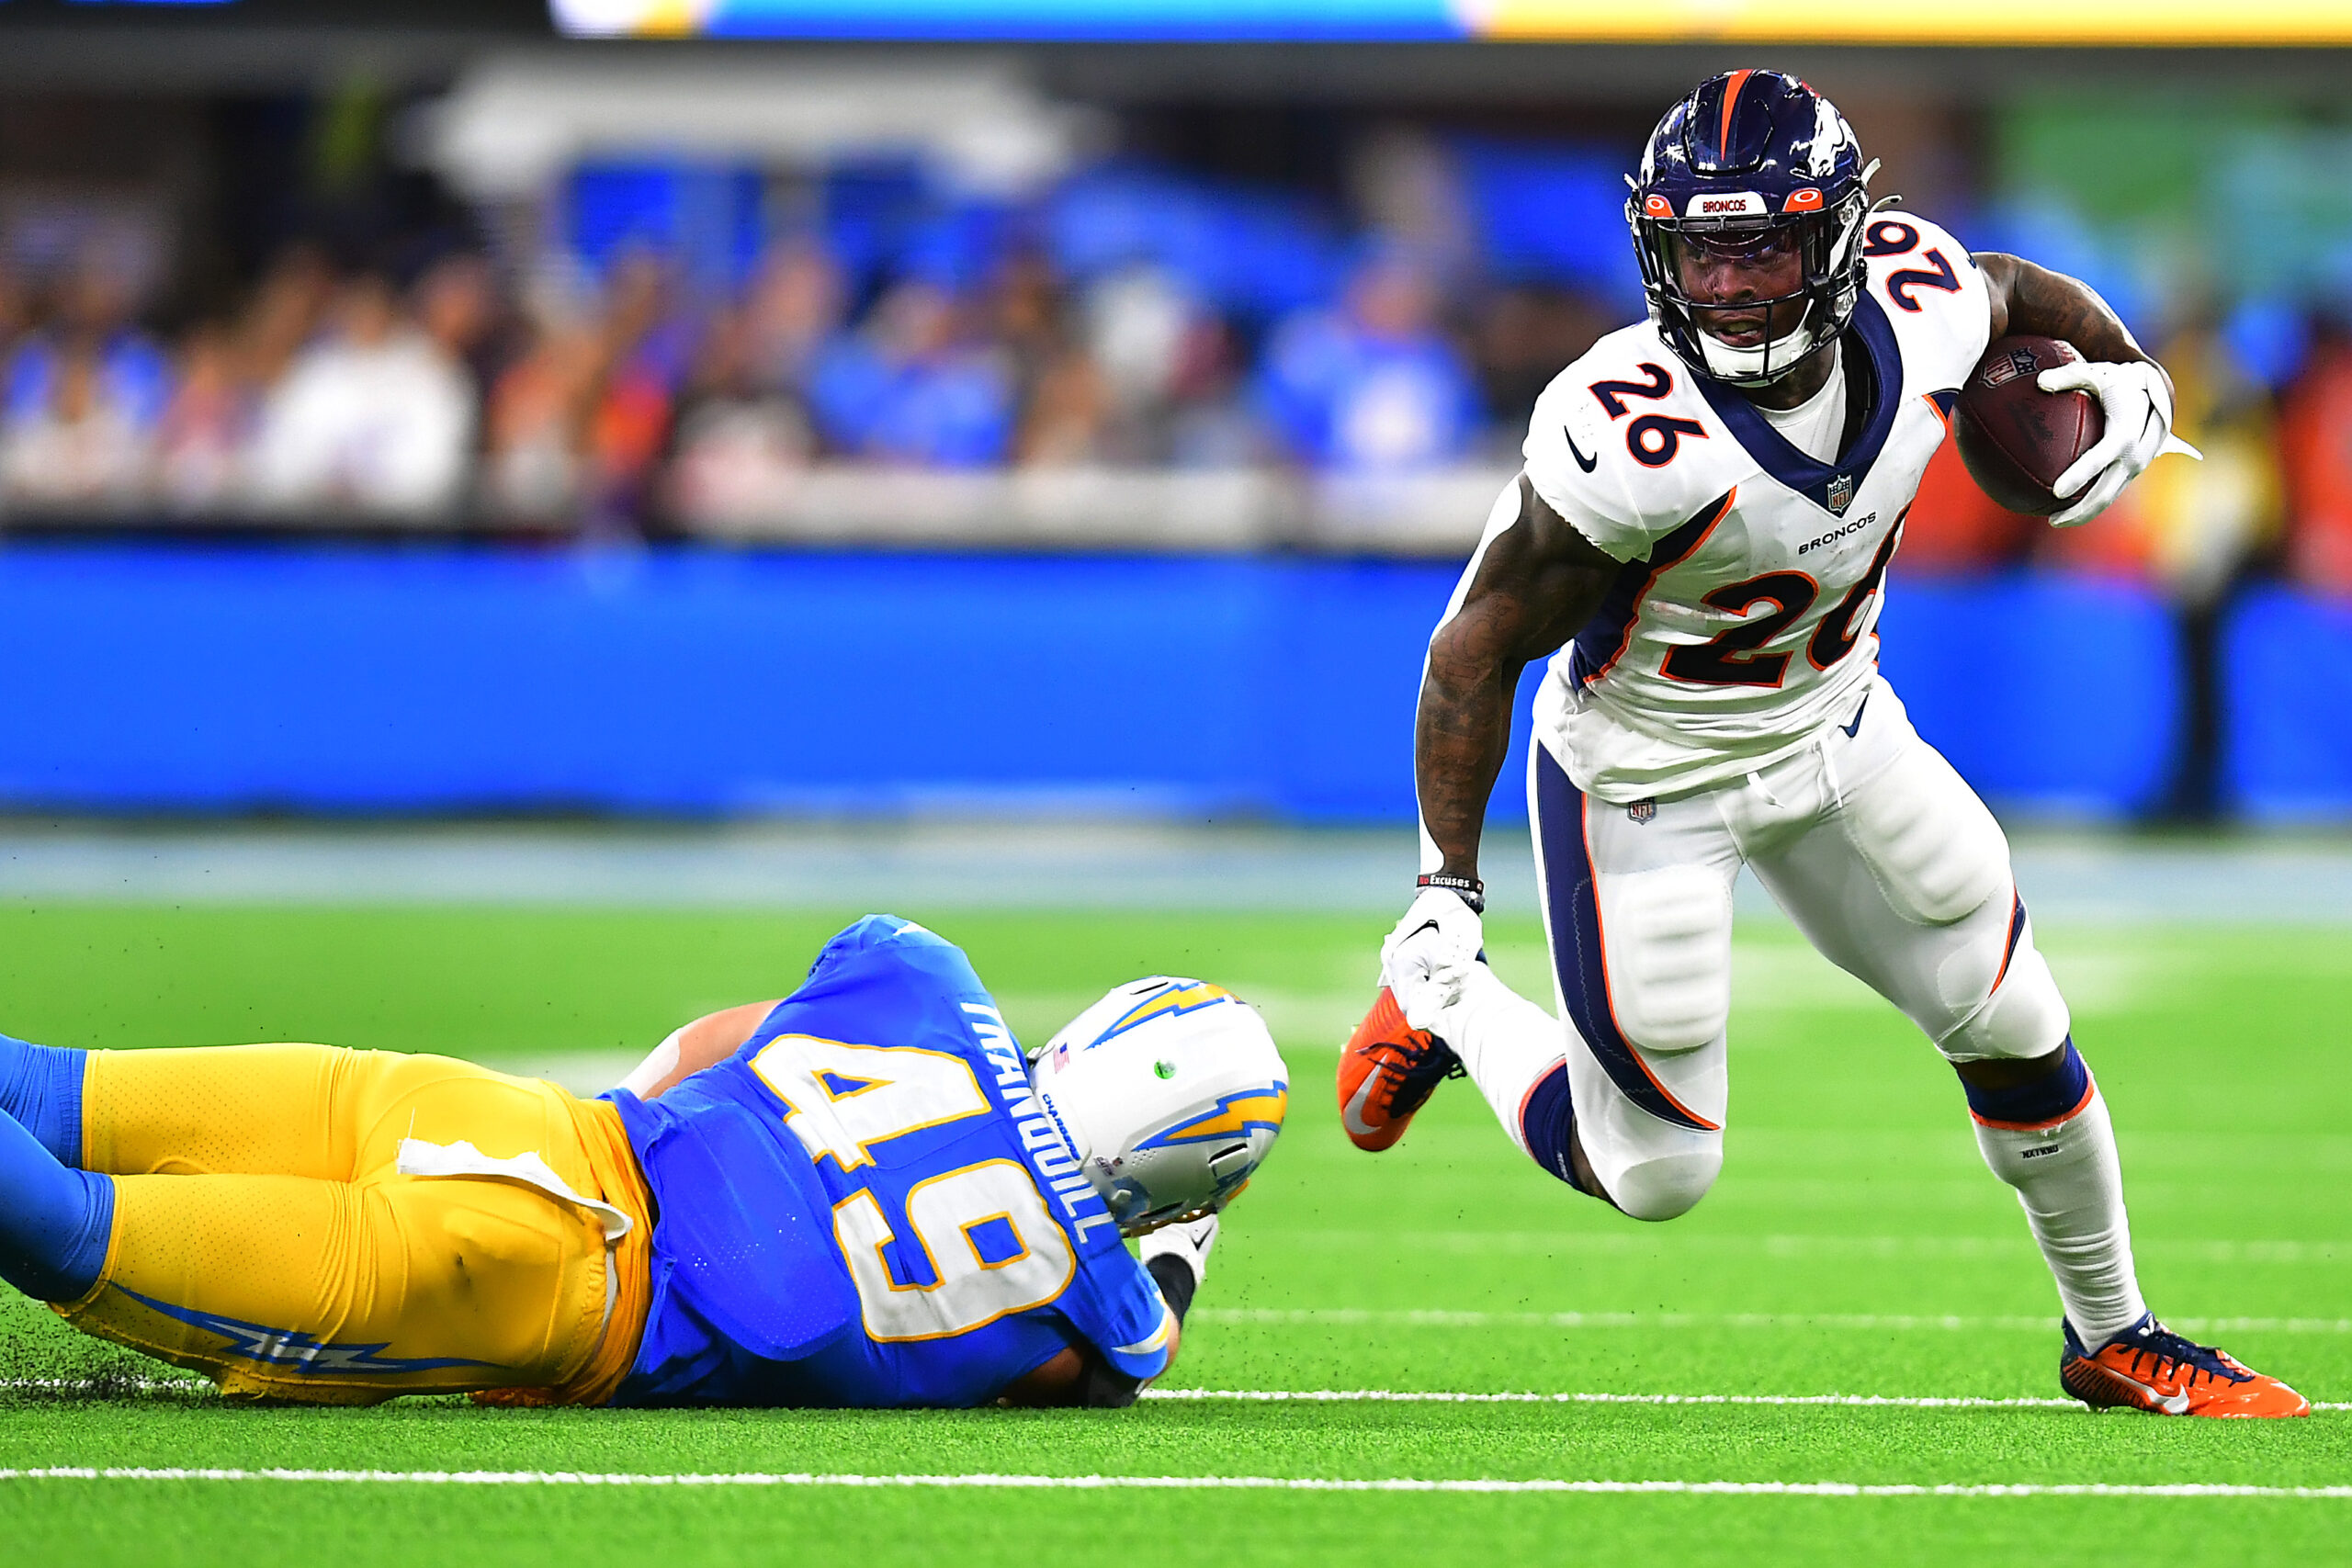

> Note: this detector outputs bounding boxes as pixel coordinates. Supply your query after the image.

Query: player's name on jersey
[965,1000,1119,1241]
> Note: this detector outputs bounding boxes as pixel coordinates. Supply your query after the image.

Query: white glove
[2036,359,2201,528]
[1139,1213,1218,1284]
[1381,885,1484,1032]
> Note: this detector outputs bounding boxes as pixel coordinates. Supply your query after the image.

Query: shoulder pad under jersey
[1858,213,1992,392]
[1523,323,1747,563]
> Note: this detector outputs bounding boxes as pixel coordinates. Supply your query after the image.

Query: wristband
[1416,873,1485,915]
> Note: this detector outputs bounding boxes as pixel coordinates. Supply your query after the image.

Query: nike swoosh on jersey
[1562,423,1600,473]
[1839,694,1870,738]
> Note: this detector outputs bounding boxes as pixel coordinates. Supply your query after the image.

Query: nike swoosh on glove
[1382,886,1484,1031]
[2036,359,2201,528]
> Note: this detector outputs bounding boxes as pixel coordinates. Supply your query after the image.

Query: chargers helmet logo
[1135,1083,1288,1148]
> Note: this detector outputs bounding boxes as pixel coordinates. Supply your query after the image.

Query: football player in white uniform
[1335,70,2305,1417]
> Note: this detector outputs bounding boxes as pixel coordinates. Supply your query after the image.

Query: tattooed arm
[1975,252,2163,378]
[1417,473,1621,885]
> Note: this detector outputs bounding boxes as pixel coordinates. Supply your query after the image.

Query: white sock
[1973,1089,2147,1344]
[1442,964,1569,1156]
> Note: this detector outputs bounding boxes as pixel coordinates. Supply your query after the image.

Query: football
[1951,335,2105,516]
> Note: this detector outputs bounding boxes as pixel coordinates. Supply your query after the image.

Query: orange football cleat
[1336,987,1463,1153]
[2061,1315,2310,1417]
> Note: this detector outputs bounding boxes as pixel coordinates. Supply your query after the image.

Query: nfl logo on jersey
[1627,798,1657,824]
[1826,473,1855,514]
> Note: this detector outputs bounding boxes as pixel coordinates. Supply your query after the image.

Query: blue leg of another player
[0,1034,85,1167]
[0,1104,113,1302]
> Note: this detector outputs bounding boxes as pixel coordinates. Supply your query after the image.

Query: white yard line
[0,1467,2345,1498]
[1148,1390,2077,1408]
[4,1378,2340,1411]
[1148,1389,2352,1412]
[1191,1308,2352,1334]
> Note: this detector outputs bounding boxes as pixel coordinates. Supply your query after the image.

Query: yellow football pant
[54,1044,653,1405]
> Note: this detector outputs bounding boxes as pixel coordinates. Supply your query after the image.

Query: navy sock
[0,1034,86,1166]
[1520,1063,1602,1199]
[1962,1037,2093,1128]
[0,1106,113,1302]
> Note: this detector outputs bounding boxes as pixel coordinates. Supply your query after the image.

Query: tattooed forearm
[1974,252,2157,372]
[1416,477,1616,883]
[1417,603,1525,884]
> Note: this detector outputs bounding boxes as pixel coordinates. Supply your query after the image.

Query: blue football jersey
[604,915,1174,1408]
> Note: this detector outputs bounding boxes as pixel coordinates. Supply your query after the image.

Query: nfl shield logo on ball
[1983,348,2037,388]
[1628,798,1657,824]
[1826,474,1854,514]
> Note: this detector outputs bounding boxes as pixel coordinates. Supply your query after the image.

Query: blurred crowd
[1901,307,2352,603]
[0,173,2348,602]
[0,216,1599,536]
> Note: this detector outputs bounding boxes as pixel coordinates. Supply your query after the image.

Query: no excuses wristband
[1416,873,1485,914]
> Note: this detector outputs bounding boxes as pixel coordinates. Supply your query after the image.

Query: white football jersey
[1513,214,1992,803]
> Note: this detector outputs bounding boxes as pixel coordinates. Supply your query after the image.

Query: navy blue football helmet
[1625,71,1880,388]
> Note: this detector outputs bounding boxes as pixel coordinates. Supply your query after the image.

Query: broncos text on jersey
[1513,214,1991,803]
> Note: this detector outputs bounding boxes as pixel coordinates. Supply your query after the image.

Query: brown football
[1951,335,2103,517]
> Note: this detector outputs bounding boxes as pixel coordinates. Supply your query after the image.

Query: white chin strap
[1697,305,1822,384]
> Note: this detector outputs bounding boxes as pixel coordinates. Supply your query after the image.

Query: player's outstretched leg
[1748,695,2306,1416]
[1968,1042,2308,1418]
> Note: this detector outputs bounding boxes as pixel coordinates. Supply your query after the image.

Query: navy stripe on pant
[1533,745,1717,1134]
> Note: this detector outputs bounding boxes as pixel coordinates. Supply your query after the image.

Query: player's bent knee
[1847,746,2010,927]
[1940,943,2070,1063]
[1603,867,1732,1055]
[1609,1147,1721,1222]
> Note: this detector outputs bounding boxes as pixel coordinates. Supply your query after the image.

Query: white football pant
[1508,676,2068,1218]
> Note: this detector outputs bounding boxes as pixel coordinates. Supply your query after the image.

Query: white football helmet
[1030,976,1289,1235]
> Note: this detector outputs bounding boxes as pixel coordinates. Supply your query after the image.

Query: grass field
[0,902,2346,1565]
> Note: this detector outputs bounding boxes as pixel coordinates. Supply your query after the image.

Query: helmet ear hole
[1206,1144,1253,1180]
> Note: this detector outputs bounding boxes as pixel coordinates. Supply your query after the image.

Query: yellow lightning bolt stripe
[1142,1085,1288,1145]
[1100,982,1236,1041]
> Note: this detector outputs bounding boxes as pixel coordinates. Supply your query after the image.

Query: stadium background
[0,0,2344,820]
[0,4,2346,1564]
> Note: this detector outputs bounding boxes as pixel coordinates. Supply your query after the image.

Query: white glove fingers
[2049,462,2127,527]
[2035,364,2098,394]
[2054,430,2126,501]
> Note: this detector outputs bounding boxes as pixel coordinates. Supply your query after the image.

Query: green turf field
[0,903,2346,1565]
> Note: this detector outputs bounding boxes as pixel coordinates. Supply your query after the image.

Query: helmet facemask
[1631,188,1869,389]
